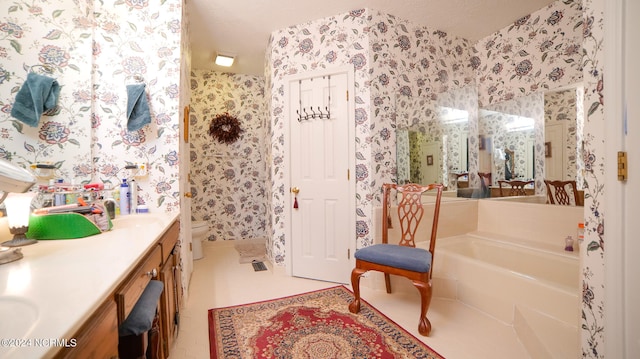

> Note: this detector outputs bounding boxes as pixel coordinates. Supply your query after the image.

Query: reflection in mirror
[478,84,584,200]
[478,107,537,187]
[396,108,468,186]
[544,86,584,188]
[396,84,478,194]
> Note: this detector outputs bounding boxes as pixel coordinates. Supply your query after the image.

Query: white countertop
[0,212,179,359]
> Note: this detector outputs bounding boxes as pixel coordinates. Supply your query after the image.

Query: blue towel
[11,72,60,127]
[126,84,151,131]
[119,280,164,336]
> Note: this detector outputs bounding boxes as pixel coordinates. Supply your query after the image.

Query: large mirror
[396,84,477,193]
[396,83,583,202]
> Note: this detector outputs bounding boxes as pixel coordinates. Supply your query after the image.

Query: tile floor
[171,240,530,359]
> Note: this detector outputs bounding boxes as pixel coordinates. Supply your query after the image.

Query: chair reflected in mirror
[498,180,535,197]
[349,183,444,336]
[478,172,492,187]
[544,180,579,205]
[453,172,469,188]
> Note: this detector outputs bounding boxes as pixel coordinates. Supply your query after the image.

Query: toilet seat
[191,220,208,260]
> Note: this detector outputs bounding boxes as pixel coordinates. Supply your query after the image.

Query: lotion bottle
[119,178,130,215]
[129,179,137,214]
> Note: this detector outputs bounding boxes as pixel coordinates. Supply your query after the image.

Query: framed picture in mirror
[545,141,551,157]
[479,135,486,150]
[427,155,433,166]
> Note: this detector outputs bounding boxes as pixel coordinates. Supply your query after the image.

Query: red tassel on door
[293,197,299,209]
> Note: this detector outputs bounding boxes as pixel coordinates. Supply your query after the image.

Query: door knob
[291,187,300,194]
[184,192,192,198]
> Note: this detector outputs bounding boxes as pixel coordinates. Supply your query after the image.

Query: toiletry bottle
[103,192,116,220]
[577,222,585,243]
[120,178,130,215]
[129,179,137,214]
[113,187,120,215]
[66,179,77,204]
[564,236,574,251]
[54,178,66,206]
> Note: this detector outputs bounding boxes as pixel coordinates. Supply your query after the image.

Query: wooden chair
[349,183,443,336]
[498,180,534,197]
[544,180,579,205]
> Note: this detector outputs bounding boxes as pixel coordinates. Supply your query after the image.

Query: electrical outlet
[134,162,147,177]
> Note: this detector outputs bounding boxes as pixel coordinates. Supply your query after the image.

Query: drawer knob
[146,268,158,278]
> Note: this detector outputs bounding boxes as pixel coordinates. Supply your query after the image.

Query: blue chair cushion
[355,244,432,273]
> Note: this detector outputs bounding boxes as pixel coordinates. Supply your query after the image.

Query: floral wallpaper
[189,70,268,241]
[473,0,583,108]
[580,0,605,356]
[0,1,93,183]
[1,0,189,291]
[0,0,184,213]
[91,1,183,212]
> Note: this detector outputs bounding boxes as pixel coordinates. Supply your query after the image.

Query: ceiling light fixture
[215,53,235,67]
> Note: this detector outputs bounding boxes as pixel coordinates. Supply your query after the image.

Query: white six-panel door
[288,69,353,284]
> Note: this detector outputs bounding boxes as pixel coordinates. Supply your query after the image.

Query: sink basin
[0,296,38,339]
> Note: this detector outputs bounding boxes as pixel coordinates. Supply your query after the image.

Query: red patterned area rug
[208,285,445,359]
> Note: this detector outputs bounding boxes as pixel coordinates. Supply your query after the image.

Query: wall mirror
[396,83,583,202]
[396,84,477,194]
[477,83,583,195]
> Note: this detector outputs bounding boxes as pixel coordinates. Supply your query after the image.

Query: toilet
[191,220,208,260]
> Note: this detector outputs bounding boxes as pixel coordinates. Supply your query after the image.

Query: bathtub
[438,234,579,292]
[427,233,580,358]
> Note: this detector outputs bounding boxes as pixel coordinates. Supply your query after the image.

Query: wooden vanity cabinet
[54,219,181,359]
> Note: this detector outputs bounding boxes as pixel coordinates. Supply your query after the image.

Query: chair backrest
[381,183,444,261]
[544,180,579,205]
[478,172,492,187]
[498,180,535,197]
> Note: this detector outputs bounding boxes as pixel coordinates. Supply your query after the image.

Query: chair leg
[413,280,433,336]
[348,268,366,314]
[384,273,392,293]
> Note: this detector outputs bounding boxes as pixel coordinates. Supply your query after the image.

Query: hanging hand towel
[126,83,151,131]
[10,72,61,127]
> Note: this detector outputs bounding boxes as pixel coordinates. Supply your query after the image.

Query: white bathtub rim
[437,231,580,260]
[427,234,580,296]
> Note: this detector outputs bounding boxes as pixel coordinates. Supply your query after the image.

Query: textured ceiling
[187,0,556,75]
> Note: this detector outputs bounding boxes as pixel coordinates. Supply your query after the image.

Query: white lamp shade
[5,192,35,228]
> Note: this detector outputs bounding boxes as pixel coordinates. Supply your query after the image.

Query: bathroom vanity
[0,212,181,359]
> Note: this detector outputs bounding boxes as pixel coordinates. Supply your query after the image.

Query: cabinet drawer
[158,220,180,263]
[115,245,162,323]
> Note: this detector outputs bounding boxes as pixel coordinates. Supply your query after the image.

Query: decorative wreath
[208,112,243,144]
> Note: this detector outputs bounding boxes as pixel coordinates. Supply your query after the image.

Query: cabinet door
[55,299,118,359]
[160,253,177,356]
[173,244,182,318]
